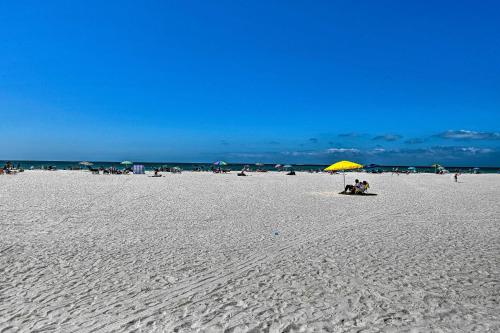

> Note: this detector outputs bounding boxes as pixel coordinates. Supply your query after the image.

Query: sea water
[1,160,498,173]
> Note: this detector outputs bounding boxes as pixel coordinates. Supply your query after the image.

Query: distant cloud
[370,148,387,154]
[435,130,500,140]
[373,134,402,142]
[223,145,498,165]
[405,138,425,144]
[338,132,362,138]
[326,148,361,154]
[226,152,273,159]
[283,147,360,157]
[284,145,496,161]
[455,147,494,154]
[366,146,495,157]
[282,150,319,157]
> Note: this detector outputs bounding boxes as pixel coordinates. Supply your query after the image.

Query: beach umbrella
[324,160,363,189]
[79,161,93,166]
[365,163,379,169]
[275,164,282,169]
[432,164,440,173]
[324,160,363,172]
[121,161,133,169]
[432,163,442,173]
[213,161,227,172]
[283,164,293,169]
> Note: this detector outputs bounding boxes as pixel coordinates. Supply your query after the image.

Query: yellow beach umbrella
[324,160,363,171]
[324,160,363,189]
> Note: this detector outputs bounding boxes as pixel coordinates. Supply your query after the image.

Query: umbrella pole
[343,171,346,190]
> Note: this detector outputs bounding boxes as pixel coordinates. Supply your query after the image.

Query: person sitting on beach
[286,170,296,175]
[344,179,360,193]
[355,181,369,194]
[354,181,366,194]
[237,169,247,176]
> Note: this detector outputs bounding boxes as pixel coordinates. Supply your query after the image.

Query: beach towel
[133,165,145,174]
[339,191,377,196]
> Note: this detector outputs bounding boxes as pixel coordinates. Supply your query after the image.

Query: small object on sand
[274,231,279,236]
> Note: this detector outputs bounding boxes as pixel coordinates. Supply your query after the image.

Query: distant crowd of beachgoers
[1,160,494,176]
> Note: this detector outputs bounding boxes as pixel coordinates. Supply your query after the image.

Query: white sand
[0,170,499,332]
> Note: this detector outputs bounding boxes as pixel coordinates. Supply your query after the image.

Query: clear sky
[1,0,499,165]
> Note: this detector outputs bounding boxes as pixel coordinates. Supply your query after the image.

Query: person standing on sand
[454,173,458,182]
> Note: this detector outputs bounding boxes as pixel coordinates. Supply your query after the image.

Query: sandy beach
[0,170,499,332]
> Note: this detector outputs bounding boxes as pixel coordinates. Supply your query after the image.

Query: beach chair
[88,166,99,174]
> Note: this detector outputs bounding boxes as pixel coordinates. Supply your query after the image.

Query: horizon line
[1,159,499,169]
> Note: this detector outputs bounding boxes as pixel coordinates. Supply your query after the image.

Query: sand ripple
[0,171,499,332]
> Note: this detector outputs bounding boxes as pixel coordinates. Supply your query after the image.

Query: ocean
[1,160,499,173]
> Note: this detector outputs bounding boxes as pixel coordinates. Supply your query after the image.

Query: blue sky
[1,1,499,165]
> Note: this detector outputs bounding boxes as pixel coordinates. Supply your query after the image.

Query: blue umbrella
[365,163,379,169]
